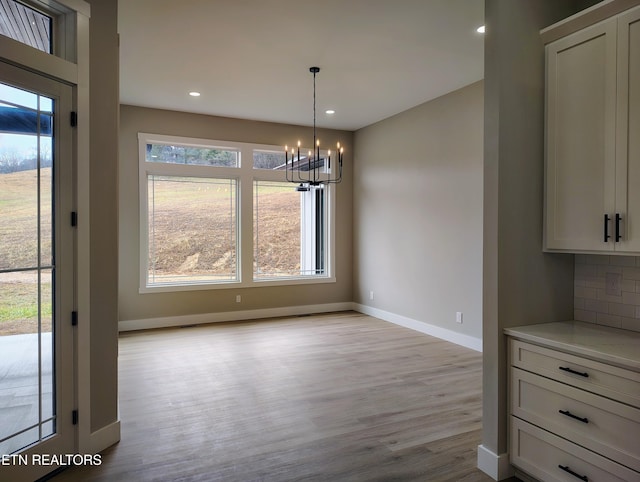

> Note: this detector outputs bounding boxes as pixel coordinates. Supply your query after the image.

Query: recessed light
[325,109,335,115]
[476,25,485,33]
[189,91,201,97]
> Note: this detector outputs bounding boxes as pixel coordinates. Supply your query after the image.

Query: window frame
[138,132,336,293]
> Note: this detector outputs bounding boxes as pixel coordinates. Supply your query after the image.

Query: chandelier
[284,67,343,191]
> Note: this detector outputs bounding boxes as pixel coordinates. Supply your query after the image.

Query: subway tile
[586,255,610,265]
[575,279,587,287]
[621,317,640,332]
[574,310,597,323]
[575,254,589,264]
[574,297,586,310]
[610,256,637,266]
[637,257,640,267]
[622,267,640,280]
[620,279,636,293]
[637,281,640,293]
[636,306,640,319]
[596,289,623,303]
[608,303,636,318]
[585,277,606,289]
[622,291,640,305]
[585,298,608,313]
[596,313,622,328]
[598,265,623,277]
[575,286,598,299]
[575,263,597,277]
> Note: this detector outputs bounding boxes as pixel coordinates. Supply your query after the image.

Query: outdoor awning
[0,106,52,136]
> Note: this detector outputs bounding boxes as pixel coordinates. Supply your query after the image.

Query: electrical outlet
[605,272,622,296]
[236,295,241,303]
[369,291,374,301]
[456,312,463,324]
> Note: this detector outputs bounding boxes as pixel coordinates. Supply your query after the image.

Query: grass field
[1,168,53,335]
[2,170,302,335]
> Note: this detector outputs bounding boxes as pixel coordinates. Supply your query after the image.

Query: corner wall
[480,0,598,478]
[353,81,484,347]
[87,0,120,440]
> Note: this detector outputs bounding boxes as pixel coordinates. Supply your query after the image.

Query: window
[254,181,326,279]
[139,133,334,292]
[147,175,237,285]
[0,0,52,53]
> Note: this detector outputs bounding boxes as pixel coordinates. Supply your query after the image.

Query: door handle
[615,213,622,242]
[604,214,611,242]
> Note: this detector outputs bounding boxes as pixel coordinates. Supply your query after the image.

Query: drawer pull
[559,464,588,481]
[559,409,589,424]
[559,366,589,378]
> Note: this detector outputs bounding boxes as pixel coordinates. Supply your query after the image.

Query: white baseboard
[352,303,482,352]
[119,302,353,332]
[477,444,514,481]
[120,302,483,354]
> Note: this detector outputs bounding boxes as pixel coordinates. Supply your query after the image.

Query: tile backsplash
[574,255,640,333]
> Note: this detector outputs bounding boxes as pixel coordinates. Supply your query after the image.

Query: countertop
[504,321,640,372]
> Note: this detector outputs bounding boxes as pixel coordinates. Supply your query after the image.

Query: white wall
[353,81,484,346]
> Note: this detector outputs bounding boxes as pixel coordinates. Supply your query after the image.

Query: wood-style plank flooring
[51,311,493,481]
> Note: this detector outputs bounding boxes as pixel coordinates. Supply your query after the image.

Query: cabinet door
[545,20,617,251]
[616,6,640,252]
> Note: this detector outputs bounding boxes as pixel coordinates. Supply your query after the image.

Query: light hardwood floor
[50,311,494,481]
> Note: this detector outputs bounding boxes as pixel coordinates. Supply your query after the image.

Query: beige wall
[481,0,599,468]
[87,0,119,435]
[353,81,484,341]
[119,105,353,322]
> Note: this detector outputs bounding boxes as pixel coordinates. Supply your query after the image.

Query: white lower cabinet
[508,338,640,481]
[511,418,639,482]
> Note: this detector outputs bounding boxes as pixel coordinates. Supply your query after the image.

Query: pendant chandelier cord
[313,68,317,150]
[312,68,317,184]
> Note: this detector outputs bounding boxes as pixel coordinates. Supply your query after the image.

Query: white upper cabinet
[544,5,640,253]
[616,7,640,252]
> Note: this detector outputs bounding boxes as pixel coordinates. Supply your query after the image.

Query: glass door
[0,61,74,480]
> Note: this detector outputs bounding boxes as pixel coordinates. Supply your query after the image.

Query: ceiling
[118,0,484,131]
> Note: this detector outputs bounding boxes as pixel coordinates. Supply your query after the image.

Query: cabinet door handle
[559,464,589,481]
[559,409,589,424]
[559,366,589,377]
[604,214,611,242]
[615,213,622,242]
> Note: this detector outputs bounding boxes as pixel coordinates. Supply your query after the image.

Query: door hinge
[71,211,77,227]
[70,111,77,127]
[72,410,78,425]
[71,311,78,326]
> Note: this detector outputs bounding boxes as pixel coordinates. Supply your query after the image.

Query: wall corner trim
[477,444,514,481]
[352,303,482,352]
[84,420,120,454]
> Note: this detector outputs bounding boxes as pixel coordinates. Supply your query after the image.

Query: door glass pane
[0,81,56,454]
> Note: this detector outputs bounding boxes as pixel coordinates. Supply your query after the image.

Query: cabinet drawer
[511,339,640,407]
[512,367,640,472]
[511,417,640,482]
